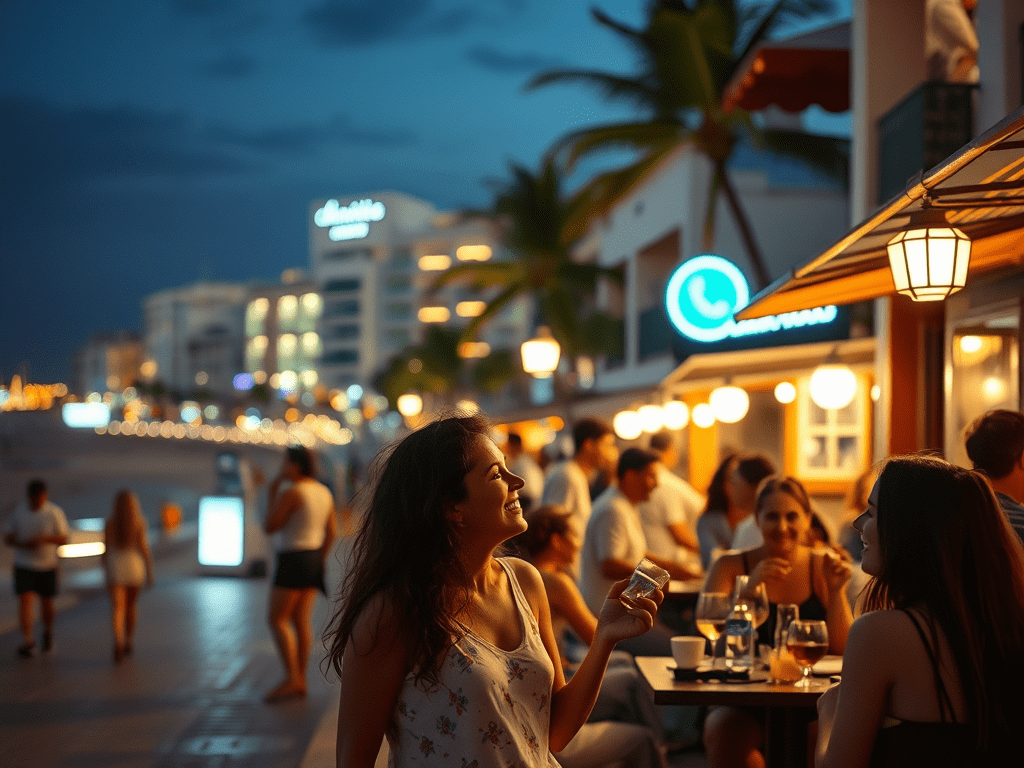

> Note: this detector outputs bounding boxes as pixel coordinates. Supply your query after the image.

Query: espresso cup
[671,636,706,670]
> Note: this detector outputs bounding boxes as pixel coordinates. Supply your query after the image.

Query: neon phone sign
[665,255,837,343]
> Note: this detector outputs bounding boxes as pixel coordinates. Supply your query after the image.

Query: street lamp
[886,206,971,302]
[521,326,561,378]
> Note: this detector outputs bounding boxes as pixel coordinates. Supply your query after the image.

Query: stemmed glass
[785,619,829,688]
[695,592,733,669]
[746,582,770,631]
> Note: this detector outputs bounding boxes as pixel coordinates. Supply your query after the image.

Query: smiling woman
[325,411,664,768]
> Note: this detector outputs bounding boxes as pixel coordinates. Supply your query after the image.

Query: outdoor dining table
[635,655,836,768]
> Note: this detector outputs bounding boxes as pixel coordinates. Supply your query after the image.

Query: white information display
[197,495,245,567]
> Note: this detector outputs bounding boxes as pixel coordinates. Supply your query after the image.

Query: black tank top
[740,549,828,648]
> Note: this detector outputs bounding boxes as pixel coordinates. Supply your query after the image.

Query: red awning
[724,21,850,114]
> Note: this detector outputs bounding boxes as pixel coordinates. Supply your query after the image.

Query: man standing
[542,417,619,543]
[3,479,69,657]
[505,432,545,513]
[964,409,1024,544]
[638,431,705,578]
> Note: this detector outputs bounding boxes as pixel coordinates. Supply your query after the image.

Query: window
[246,298,268,337]
[321,349,359,365]
[326,324,360,341]
[795,373,869,483]
[324,279,361,293]
[324,299,360,318]
[391,249,413,267]
[326,248,371,260]
[386,328,411,348]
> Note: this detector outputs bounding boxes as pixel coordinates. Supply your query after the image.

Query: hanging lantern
[709,385,749,424]
[774,381,796,404]
[613,410,643,440]
[886,207,971,302]
[638,404,665,433]
[662,400,690,429]
[521,326,561,377]
[691,403,716,429]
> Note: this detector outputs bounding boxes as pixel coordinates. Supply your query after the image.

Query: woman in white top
[103,489,154,663]
[264,445,338,702]
[326,413,663,768]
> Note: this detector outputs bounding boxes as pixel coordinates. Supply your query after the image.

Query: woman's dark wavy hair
[324,412,491,688]
[508,505,573,561]
[701,452,737,516]
[862,454,1024,748]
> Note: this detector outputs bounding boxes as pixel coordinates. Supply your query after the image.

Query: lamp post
[886,206,972,302]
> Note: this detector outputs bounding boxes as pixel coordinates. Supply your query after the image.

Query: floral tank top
[388,558,561,767]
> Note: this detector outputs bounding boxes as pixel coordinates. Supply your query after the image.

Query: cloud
[0,96,254,192]
[303,0,482,46]
[208,115,417,153]
[201,52,259,79]
[465,45,564,74]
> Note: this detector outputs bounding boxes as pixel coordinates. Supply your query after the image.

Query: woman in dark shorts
[263,446,338,702]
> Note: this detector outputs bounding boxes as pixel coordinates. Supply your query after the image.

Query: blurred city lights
[691,403,716,429]
[456,244,492,261]
[774,381,797,404]
[419,254,451,271]
[613,410,643,440]
[709,385,749,424]
[662,401,689,430]
[346,384,363,401]
[234,373,255,391]
[638,404,665,433]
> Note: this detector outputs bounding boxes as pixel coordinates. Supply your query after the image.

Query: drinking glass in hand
[620,558,670,606]
[786,619,829,688]
[695,592,733,669]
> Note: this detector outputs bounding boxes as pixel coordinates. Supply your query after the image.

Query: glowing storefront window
[246,336,267,373]
[419,255,451,271]
[278,295,298,330]
[246,298,269,337]
[457,245,492,261]
[278,334,298,370]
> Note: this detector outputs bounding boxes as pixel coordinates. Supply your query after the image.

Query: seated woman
[702,475,853,768]
[815,454,1024,768]
[511,505,667,768]
[327,413,664,768]
[696,453,776,570]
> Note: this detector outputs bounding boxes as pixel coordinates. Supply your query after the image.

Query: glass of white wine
[786,619,829,688]
[695,592,733,669]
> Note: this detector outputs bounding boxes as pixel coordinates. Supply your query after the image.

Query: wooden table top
[635,656,834,708]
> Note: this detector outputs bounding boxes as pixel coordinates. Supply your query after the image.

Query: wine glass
[747,582,770,630]
[785,619,829,688]
[695,592,732,669]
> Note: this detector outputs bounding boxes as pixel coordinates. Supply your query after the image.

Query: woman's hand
[593,578,662,647]
[822,549,852,593]
[749,556,792,586]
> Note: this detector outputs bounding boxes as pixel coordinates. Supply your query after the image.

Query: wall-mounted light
[886,206,971,302]
[521,326,561,378]
[809,349,857,410]
[709,384,749,424]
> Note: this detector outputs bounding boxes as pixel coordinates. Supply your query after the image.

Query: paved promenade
[0,529,346,768]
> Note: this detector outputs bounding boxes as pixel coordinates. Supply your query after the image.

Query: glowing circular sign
[665,255,750,342]
[665,254,838,343]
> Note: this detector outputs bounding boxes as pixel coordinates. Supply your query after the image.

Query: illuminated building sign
[666,255,839,344]
[314,198,386,241]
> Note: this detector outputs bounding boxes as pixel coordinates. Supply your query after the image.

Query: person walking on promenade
[263,445,338,702]
[103,489,154,663]
[327,413,663,767]
[815,454,1024,767]
[3,478,69,657]
[964,408,1024,544]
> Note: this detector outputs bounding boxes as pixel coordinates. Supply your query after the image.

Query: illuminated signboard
[314,198,386,242]
[62,402,111,429]
[197,495,245,567]
[666,255,838,344]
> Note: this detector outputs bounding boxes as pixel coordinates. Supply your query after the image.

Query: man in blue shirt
[965,409,1024,545]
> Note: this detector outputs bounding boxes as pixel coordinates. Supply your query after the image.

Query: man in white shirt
[638,431,704,578]
[505,432,545,512]
[542,417,620,570]
[3,479,69,657]
[581,448,695,656]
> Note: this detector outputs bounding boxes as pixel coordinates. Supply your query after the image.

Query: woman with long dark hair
[326,414,662,767]
[695,452,776,569]
[263,445,338,702]
[816,454,1024,767]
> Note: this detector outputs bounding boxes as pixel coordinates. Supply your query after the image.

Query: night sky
[1,0,849,385]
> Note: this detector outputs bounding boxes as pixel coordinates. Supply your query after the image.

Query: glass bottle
[725,575,755,673]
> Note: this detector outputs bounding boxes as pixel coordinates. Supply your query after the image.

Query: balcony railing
[878,82,975,204]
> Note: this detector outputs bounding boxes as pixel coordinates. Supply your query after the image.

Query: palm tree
[527,0,847,290]
[430,157,624,377]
